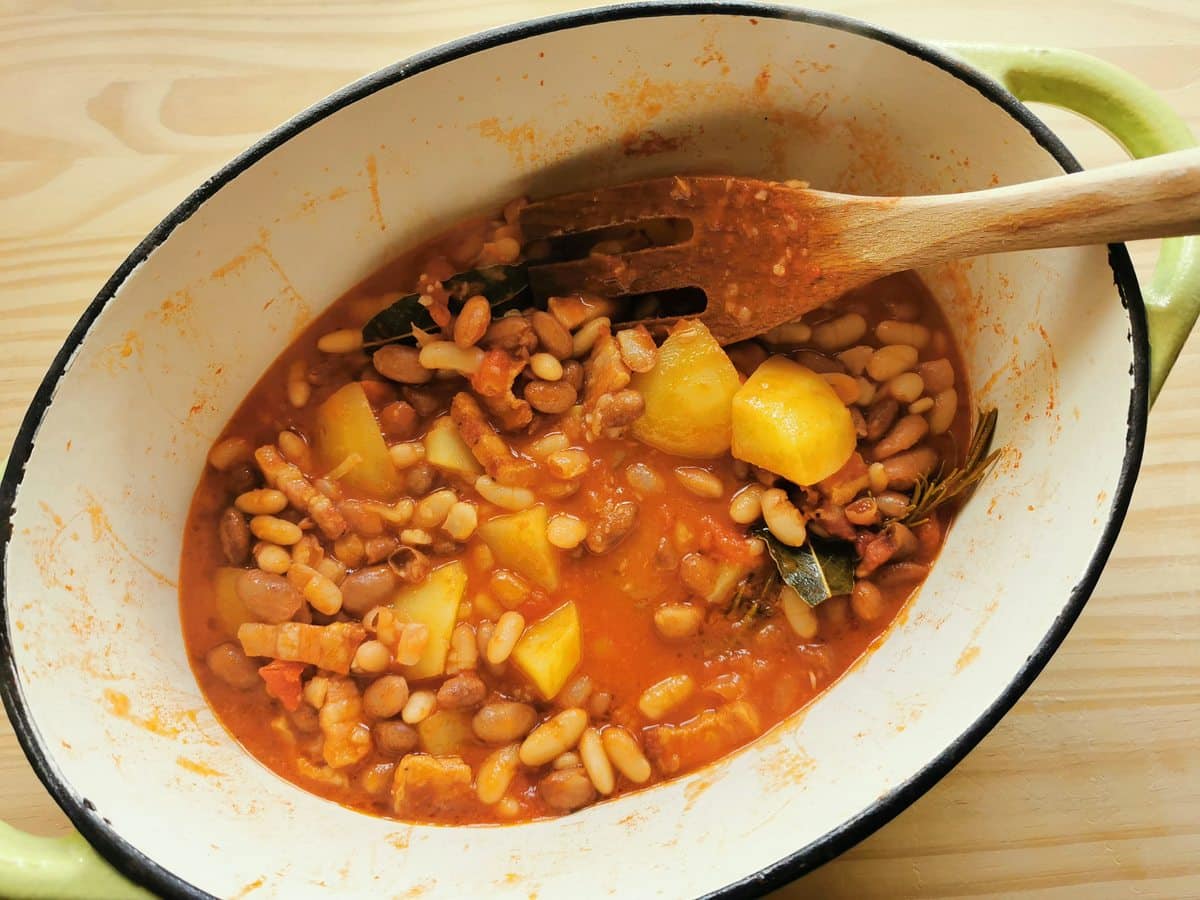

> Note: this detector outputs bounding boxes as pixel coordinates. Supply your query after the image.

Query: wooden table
[1,2,1196,897]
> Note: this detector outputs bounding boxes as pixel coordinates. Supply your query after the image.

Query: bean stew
[181,194,982,824]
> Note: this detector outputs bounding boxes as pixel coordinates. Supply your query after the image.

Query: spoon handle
[867,147,1200,271]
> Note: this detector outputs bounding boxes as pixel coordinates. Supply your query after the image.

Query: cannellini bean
[571,316,611,358]
[552,751,582,770]
[822,372,860,405]
[728,484,765,524]
[545,513,586,550]
[887,371,925,403]
[674,466,723,499]
[235,488,288,516]
[867,462,889,495]
[519,708,588,766]
[909,396,934,414]
[762,321,812,346]
[844,496,880,526]
[442,501,478,541]
[578,727,615,795]
[855,377,877,407]
[352,639,391,674]
[486,612,525,665]
[760,489,806,546]
[445,622,478,675]
[317,329,364,354]
[557,674,593,710]
[286,360,311,408]
[546,448,590,480]
[653,604,703,640]
[399,527,433,546]
[876,320,930,349]
[475,475,534,510]
[625,462,664,494]
[529,432,570,457]
[253,543,292,575]
[529,352,563,381]
[929,387,958,435]
[249,515,302,546]
[208,436,253,471]
[837,345,874,376]
[601,726,651,784]
[287,563,343,615]
[476,744,521,804]
[781,586,820,639]
[401,690,437,724]
[867,344,919,381]
[413,489,457,528]
[638,674,695,720]
[812,313,867,351]
[388,441,426,469]
[418,341,484,375]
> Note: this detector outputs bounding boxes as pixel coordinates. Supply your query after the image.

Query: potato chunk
[478,505,558,590]
[630,321,741,458]
[511,602,581,700]
[391,561,467,680]
[424,415,483,478]
[731,356,856,485]
[313,382,403,498]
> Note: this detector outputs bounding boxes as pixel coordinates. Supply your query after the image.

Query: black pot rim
[0,3,1148,898]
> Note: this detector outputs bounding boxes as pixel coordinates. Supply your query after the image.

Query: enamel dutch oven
[2,4,1197,898]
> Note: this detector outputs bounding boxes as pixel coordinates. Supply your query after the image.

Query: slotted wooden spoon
[518,149,1200,344]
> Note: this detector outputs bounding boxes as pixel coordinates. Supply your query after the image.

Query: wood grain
[0,2,1196,898]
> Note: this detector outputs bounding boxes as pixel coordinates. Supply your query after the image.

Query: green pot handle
[945,43,1200,405]
[0,821,151,899]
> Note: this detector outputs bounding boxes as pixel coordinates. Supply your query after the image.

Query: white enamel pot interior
[0,5,1146,899]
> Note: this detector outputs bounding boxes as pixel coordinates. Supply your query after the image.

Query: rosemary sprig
[902,407,1002,526]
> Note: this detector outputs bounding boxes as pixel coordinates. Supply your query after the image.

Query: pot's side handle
[945,43,1200,405]
[0,821,150,899]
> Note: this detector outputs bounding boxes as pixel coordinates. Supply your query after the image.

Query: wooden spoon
[518,149,1200,344]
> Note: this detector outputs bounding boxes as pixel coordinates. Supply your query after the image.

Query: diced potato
[391,561,468,680]
[477,505,558,590]
[417,709,476,756]
[424,416,483,478]
[214,567,251,638]
[703,561,751,607]
[313,382,403,498]
[511,602,581,700]
[731,356,856,486]
[630,320,741,458]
